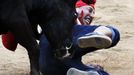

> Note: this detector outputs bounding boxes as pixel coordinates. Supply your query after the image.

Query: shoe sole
[67,68,100,75]
[77,35,112,48]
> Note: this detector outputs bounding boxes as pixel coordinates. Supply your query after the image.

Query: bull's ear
[82,0,96,4]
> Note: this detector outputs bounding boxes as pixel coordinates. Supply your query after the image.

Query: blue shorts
[39,25,120,75]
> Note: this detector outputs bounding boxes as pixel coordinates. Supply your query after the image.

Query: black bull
[0,0,78,75]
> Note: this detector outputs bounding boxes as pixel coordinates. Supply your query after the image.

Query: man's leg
[72,25,120,58]
[73,25,120,49]
[39,34,108,75]
[39,25,120,62]
[66,25,120,75]
[39,25,120,75]
[39,35,107,75]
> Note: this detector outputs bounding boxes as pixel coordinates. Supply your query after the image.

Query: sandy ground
[0,0,134,75]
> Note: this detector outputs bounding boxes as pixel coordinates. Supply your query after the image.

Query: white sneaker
[67,68,100,75]
[77,34,112,48]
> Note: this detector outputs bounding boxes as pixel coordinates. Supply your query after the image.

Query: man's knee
[106,25,120,47]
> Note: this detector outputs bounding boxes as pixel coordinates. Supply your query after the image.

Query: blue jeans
[39,25,120,75]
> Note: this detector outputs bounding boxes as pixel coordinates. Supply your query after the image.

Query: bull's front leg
[27,42,41,75]
[16,31,40,75]
[2,2,41,74]
[10,22,41,75]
